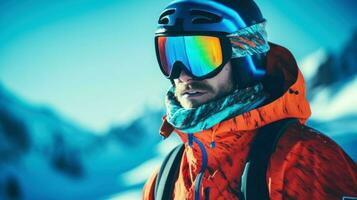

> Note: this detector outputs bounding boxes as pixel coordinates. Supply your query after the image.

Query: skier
[143,0,357,199]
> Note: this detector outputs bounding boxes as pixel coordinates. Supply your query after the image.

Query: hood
[159,42,311,137]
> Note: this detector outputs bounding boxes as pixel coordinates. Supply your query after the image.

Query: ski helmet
[155,0,269,88]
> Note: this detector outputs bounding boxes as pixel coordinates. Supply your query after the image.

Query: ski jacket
[143,43,357,200]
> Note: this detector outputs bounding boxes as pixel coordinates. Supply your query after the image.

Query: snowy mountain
[0,83,164,200]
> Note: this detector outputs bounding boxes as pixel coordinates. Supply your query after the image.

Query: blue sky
[0,0,356,132]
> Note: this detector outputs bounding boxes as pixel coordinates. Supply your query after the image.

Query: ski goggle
[155,22,270,80]
[155,35,232,80]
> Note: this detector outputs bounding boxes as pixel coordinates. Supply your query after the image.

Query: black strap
[239,118,298,200]
[154,143,185,200]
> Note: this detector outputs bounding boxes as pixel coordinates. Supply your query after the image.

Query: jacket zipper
[188,134,208,200]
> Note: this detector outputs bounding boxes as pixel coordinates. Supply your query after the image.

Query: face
[174,61,234,109]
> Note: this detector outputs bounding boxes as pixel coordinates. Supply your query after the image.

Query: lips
[182,90,206,98]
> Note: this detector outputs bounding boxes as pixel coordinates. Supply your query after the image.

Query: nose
[178,70,193,83]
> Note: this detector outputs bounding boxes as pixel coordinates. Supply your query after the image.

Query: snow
[119,157,162,187]
[310,76,357,120]
[299,48,327,81]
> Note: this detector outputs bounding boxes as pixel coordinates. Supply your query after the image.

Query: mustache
[175,81,214,95]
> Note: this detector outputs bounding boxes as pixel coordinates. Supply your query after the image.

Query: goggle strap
[228,22,270,58]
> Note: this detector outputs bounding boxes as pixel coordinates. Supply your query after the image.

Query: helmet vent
[190,9,222,24]
[158,9,176,24]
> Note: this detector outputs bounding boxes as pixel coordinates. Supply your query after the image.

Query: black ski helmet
[156,0,268,88]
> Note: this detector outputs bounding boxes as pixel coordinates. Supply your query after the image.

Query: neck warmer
[165,83,267,134]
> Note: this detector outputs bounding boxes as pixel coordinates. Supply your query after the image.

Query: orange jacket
[143,43,357,200]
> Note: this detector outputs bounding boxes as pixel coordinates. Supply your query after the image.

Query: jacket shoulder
[280,122,351,157]
[268,122,357,199]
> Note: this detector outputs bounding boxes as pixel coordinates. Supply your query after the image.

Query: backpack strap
[154,143,185,200]
[239,118,298,200]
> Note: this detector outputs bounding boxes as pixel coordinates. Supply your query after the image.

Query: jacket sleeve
[142,169,159,200]
[272,129,357,200]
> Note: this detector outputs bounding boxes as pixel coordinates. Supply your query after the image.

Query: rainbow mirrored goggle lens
[155,35,229,79]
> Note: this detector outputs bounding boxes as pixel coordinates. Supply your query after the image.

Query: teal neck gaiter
[165,83,267,134]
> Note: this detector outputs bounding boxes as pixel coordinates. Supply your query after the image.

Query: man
[143,0,357,199]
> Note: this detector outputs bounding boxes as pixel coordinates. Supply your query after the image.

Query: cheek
[218,82,232,96]
[216,74,234,93]
[207,81,229,99]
